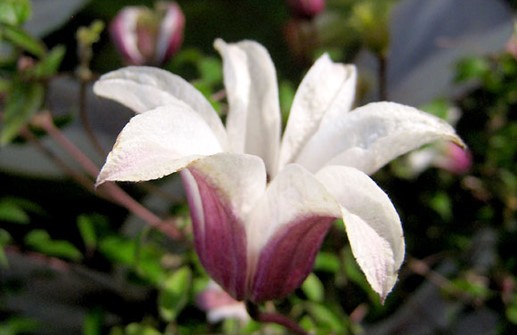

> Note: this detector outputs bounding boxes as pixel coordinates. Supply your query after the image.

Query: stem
[19,127,94,191]
[246,301,308,335]
[378,53,388,101]
[33,112,182,239]
[78,78,106,157]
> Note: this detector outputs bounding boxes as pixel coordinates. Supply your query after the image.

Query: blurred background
[1,0,516,334]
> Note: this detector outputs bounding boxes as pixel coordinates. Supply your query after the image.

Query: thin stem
[378,53,388,101]
[19,127,94,191]
[33,112,182,239]
[78,78,106,157]
[246,301,308,335]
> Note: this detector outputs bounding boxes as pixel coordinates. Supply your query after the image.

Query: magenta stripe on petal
[182,169,248,300]
[250,215,336,302]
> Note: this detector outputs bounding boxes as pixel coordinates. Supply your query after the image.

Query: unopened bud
[286,0,325,20]
[110,2,185,65]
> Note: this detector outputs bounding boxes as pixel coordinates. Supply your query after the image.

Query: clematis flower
[110,2,185,65]
[94,39,464,303]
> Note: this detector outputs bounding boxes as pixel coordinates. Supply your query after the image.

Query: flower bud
[286,0,325,20]
[110,2,185,65]
[436,143,472,175]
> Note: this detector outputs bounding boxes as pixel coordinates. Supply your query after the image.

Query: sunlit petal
[215,39,281,175]
[278,55,356,170]
[316,165,404,302]
[296,102,465,174]
[96,105,222,185]
[93,66,228,147]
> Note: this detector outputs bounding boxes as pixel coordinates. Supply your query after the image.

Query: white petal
[96,105,222,185]
[296,102,465,175]
[214,39,281,176]
[246,164,340,259]
[278,55,356,170]
[187,153,267,220]
[316,165,404,301]
[93,66,228,148]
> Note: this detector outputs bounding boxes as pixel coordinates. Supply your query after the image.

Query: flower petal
[214,39,281,175]
[296,102,465,175]
[109,7,144,65]
[316,165,404,302]
[246,164,340,302]
[184,153,267,300]
[96,105,222,185]
[93,66,228,148]
[278,54,356,171]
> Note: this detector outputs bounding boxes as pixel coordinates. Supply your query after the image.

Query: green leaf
[99,235,136,265]
[314,251,340,273]
[125,323,161,335]
[301,273,324,302]
[0,198,30,224]
[1,81,44,145]
[0,23,46,57]
[197,57,222,86]
[83,308,103,335]
[25,230,82,261]
[0,316,39,335]
[158,266,192,322]
[31,45,66,78]
[507,297,517,324]
[306,303,345,333]
[0,0,31,26]
[455,56,490,83]
[77,214,97,251]
[429,191,452,222]
[420,99,450,120]
[0,229,12,267]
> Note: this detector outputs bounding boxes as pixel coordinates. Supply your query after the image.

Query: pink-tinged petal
[278,55,356,171]
[154,2,185,64]
[184,153,267,300]
[316,165,404,302]
[296,102,465,175]
[93,66,228,148]
[245,164,340,302]
[197,281,249,323]
[96,105,222,186]
[109,7,145,65]
[214,39,281,176]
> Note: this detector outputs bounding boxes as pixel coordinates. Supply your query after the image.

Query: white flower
[94,39,464,302]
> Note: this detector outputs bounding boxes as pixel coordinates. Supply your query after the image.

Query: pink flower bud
[110,2,185,65]
[286,0,325,20]
[436,143,472,175]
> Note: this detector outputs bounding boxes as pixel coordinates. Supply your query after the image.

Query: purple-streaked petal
[154,2,185,64]
[184,153,267,300]
[96,105,222,185]
[109,7,145,65]
[278,55,356,171]
[214,39,281,176]
[246,164,340,302]
[250,215,336,302]
[316,165,404,302]
[296,102,465,175]
[93,66,228,148]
